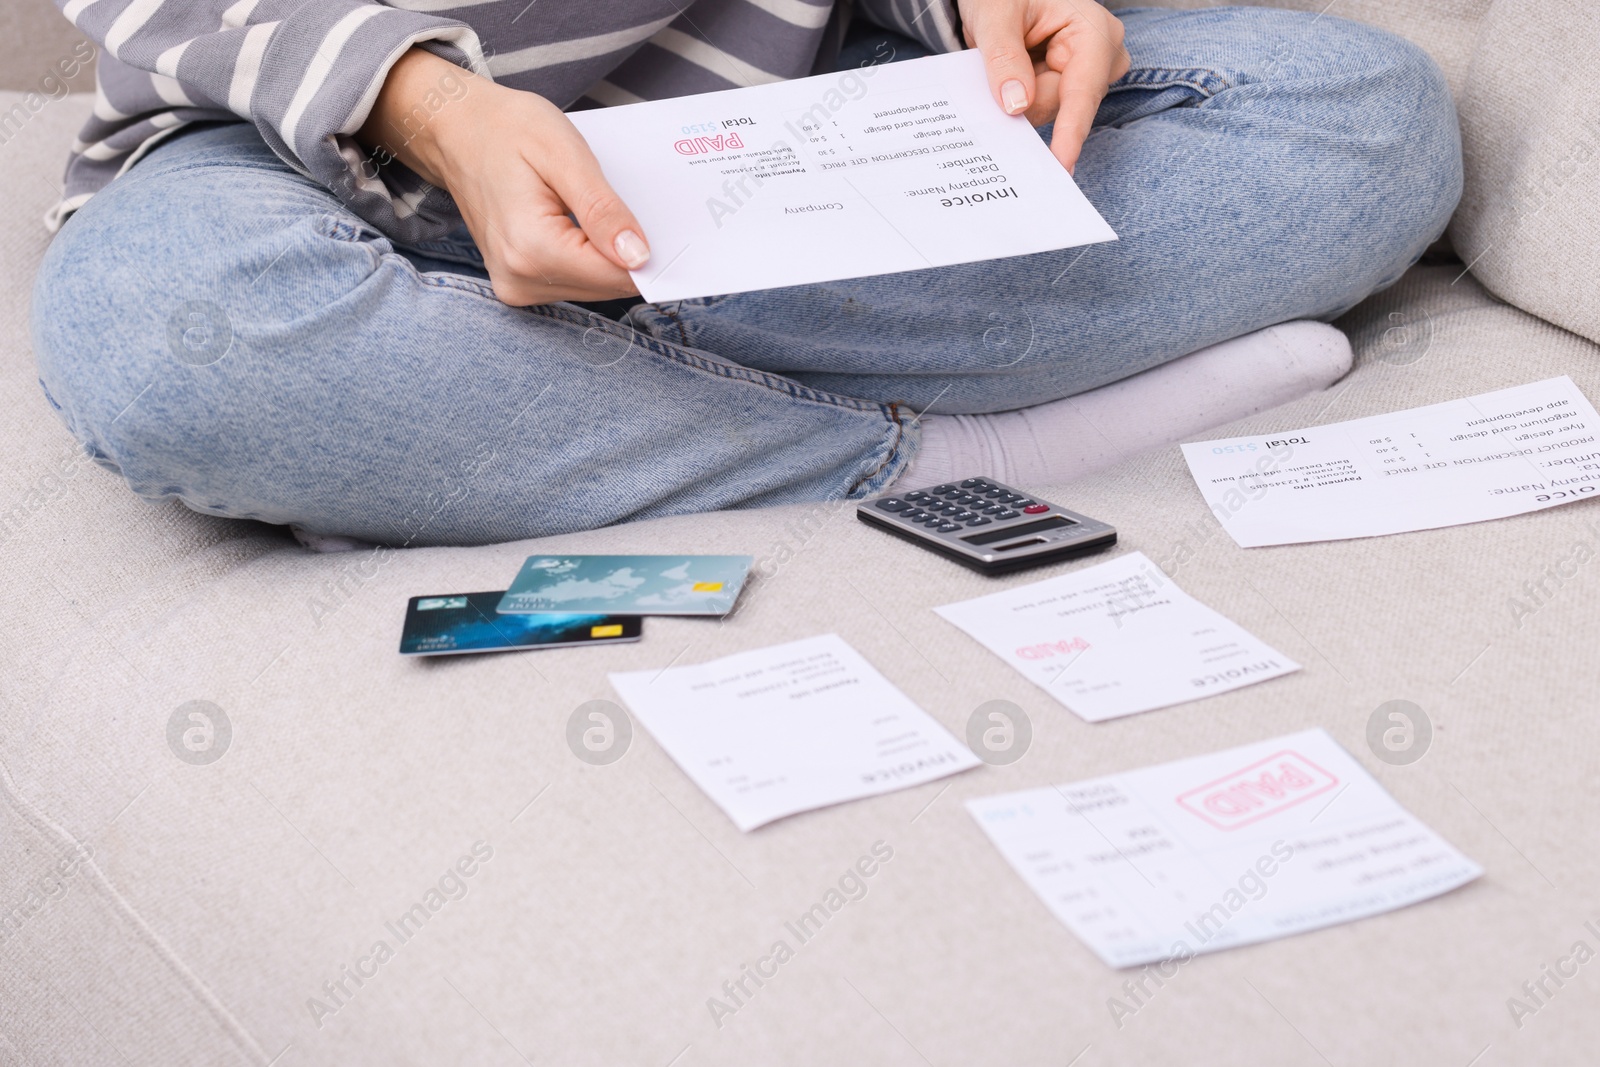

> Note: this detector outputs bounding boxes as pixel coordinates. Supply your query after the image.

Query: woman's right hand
[358,49,650,307]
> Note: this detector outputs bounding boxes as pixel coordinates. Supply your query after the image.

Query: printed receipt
[935,552,1299,722]
[967,729,1482,968]
[567,50,1116,300]
[608,634,978,831]
[1181,376,1600,547]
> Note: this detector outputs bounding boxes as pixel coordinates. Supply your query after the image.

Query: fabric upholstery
[4,5,1600,1056]
[1447,0,1600,345]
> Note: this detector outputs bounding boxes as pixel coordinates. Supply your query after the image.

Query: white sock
[290,525,376,552]
[899,321,1353,489]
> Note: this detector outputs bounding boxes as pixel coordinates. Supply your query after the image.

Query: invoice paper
[608,634,979,831]
[567,50,1116,300]
[1181,376,1600,547]
[934,552,1298,722]
[967,728,1481,968]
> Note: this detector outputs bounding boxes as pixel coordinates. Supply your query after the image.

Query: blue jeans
[31,7,1460,546]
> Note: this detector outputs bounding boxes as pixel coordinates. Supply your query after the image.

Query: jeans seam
[656,302,692,347]
[318,216,369,243]
[536,301,898,416]
[404,238,486,269]
[1109,65,1232,98]
[317,217,496,298]
[318,220,902,422]
[849,402,911,495]
[308,252,895,417]
[124,157,291,182]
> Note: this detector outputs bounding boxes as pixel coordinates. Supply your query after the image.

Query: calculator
[856,477,1116,574]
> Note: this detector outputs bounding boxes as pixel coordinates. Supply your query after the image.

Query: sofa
[2,0,1598,1063]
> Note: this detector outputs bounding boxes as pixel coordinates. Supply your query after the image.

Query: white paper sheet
[1180,376,1600,547]
[967,728,1481,968]
[567,51,1117,300]
[934,552,1298,722]
[608,634,979,831]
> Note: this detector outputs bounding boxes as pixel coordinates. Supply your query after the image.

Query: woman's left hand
[956,0,1130,172]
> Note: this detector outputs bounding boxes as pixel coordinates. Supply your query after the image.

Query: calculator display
[962,515,1076,545]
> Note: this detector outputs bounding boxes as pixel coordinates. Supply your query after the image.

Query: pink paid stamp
[1175,750,1339,831]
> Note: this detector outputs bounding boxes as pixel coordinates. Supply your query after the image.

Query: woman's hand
[956,0,1130,172]
[358,49,649,306]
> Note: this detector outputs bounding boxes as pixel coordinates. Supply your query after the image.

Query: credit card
[400,591,642,656]
[496,555,754,616]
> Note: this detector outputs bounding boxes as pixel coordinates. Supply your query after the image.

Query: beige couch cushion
[1448,0,1600,346]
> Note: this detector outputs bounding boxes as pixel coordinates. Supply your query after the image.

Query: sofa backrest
[1106,0,1600,348]
[1447,0,1600,348]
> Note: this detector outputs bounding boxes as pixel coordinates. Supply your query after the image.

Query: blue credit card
[495,555,754,616]
[400,591,642,656]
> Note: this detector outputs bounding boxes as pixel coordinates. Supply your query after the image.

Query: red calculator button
[1022,504,1049,514]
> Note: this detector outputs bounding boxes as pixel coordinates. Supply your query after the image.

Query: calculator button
[877,498,911,512]
[981,506,1005,515]
[904,492,929,504]
[994,510,1020,520]
[935,522,961,533]
[1022,503,1050,514]
[931,484,957,494]
[982,488,1003,498]
[960,478,981,488]
[965,518,991,527]
[952,510,977,521]
[938,505,963,515]
[903,509,928,521]
[922,517,944,527]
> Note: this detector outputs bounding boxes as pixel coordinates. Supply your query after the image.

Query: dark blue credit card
[400,591,642,656]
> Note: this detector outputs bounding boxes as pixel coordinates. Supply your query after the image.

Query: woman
[31,0,1460,546]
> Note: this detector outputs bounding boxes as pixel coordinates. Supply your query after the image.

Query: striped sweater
[50,0,963,242]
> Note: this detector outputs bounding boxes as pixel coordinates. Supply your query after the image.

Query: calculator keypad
[861,476,1116,573]
[871,479,1061,533]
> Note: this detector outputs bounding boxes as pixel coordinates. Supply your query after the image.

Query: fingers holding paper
[961,0,1039,118]
[448,95,653,306]
[358,49,651,306]
[959,0,1129,172]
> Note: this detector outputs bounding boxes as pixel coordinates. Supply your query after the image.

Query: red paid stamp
[1175,750,1339,831]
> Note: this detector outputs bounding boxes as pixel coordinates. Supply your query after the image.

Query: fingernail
[614,229,649,269]
[1001,79,1027,115]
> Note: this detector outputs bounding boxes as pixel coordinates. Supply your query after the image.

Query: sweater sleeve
[56,0,490,242]
[850,0,964,56]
